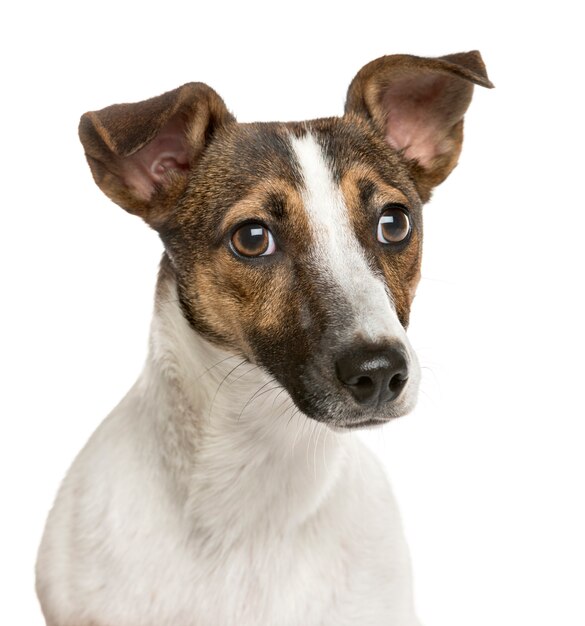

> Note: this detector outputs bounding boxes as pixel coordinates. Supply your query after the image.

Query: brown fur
[340,165,421,325]
[78,52,491,423]
[79,82,235,227]
[345,51,493,201]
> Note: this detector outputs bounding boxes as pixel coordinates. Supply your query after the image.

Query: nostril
[388,372,408,397]
[355,375,375,394]
[343,375,376,403]
[390,372,408,390]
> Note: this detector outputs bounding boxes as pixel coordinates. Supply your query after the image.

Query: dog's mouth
[244,326,420,430]
[332,416,396,431]
[262,356,420,430]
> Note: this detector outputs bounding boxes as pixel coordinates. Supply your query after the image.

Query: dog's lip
[334,416,395,430]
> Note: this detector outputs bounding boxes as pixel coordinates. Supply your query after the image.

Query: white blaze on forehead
[289,132,407,343]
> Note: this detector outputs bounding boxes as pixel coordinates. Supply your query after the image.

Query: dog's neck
[135,265,351,543]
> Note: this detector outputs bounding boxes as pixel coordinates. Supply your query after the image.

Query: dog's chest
[119,526,355,625]
[85,465,398,626]
[37,374,418,625]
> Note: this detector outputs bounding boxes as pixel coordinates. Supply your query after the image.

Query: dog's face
[79,52,492,428]
[161,119,423,427]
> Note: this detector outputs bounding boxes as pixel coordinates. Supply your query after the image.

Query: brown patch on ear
[79,83,235,229]
[345,51,493,202]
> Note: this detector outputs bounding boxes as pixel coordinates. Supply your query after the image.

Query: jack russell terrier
[36,52,492,626]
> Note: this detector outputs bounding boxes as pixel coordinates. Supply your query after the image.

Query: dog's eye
[377,206,411,244]
[231,223,276,258]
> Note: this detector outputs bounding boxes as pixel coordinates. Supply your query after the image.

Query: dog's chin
[327,401,415,431]
[287,384,419,431]
[330,416,396,431]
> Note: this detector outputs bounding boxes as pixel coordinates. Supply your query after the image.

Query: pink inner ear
[383,74,451,168]
[120,119,189,202]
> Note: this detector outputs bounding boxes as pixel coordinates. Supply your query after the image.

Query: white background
[1,1,584,624]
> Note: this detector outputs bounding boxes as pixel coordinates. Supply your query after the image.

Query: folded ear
[345,51,493,201]
[79,83,235,228]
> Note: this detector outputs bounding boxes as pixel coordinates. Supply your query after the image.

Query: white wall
[1,1,583,624]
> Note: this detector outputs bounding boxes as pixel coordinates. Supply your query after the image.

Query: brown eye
[377,206,411,244]
[230,223,276,258]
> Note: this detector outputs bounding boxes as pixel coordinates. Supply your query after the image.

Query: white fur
[36,276,421,626]
[36,131,422,625]
[290,132,420,408]
[290,134,400,340]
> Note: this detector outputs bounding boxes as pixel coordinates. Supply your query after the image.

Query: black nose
[335,345,409,406]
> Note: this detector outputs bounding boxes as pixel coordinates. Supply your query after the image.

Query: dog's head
[79,52,492,428]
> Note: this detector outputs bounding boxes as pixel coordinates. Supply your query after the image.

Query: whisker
[271,387,288,409]
[277,399,295,424]
[290,408,304,457]
[196,354,243,381]
[322,425,331,474]
[231,363,262,384]
[306,420,317,473]
[283,403,298,461]
[283,403,298,433]
[252,384,284,402]
[313,421,323,482]
[275,395,292,416]
[207,358,249,419]
[237,380,275,421]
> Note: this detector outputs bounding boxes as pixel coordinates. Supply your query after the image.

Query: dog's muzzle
[335,343,409,408]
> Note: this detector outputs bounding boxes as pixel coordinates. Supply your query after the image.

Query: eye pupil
[231,223,272,257]
[377,207,411,244]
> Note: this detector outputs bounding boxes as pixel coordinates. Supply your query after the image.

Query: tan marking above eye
[231,223,277,258]
[377,206,411,244]
[339,166,412,211]
[219,179,306,235]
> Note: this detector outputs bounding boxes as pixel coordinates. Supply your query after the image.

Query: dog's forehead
[189,117,420,223]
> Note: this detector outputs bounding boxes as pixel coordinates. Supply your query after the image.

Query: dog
[36,52,492,626]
